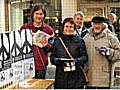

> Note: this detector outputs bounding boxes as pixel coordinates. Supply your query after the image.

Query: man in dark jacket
[20,4,54,79]
[50,17,88,89]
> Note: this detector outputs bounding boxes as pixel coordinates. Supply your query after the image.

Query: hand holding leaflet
[33,30,54,47]
[95,46,113,56]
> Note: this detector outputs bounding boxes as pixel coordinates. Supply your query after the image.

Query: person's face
[108,15,115,23]
[63,22,74,35]
[74,15,84,28]
[33,9,44,24]
[92,22,104,33]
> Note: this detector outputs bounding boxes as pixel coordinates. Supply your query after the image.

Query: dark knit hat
[92,16,106,23]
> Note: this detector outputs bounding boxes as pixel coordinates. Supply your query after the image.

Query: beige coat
[83,28,120,87]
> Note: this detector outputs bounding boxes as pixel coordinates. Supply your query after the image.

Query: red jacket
[21,21,54,71]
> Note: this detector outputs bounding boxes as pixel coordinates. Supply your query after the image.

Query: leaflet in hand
[33,30,53,47]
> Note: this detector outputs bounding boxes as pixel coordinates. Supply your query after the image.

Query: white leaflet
[33,30,53,47]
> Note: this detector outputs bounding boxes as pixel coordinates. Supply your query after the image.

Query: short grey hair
[108,13,116,18]
[107,13,117,22]
[74,11,85,19]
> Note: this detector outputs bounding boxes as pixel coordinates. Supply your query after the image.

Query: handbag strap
[59,37,89,82]
[59,37,74,60]
[36,46,47,71]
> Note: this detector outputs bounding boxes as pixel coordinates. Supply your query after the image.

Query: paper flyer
[0,33,11,71]
[20,29,35,79]
[0,71,6,87]
[23,58,35,79]
[32,30,53,47]
[4,68,13,85]
[12,60,24,82]
[10,30,24,82]
[0,33,11,86]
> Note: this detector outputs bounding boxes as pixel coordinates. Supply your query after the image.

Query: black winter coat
[50,35,88,89]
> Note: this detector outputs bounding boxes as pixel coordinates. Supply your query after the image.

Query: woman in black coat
[50,17,88,89]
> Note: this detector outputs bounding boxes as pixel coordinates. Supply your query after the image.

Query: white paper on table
[19,81,34,88]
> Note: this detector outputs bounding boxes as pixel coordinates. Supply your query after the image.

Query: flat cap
[92,16,106,23]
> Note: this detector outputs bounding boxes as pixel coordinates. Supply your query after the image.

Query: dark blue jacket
[50,35,88,89]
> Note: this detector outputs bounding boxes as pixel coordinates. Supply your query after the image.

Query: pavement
[46,64,56,79]
[45,55,56,79]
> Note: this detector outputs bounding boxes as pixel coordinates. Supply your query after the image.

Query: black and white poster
[0,32,13,86]
[21,29,35,79]
[0,33,11,71]
[10,30,24,82]
[0,30,35,87]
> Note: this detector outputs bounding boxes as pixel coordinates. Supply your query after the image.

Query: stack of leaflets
[33,31,54,47]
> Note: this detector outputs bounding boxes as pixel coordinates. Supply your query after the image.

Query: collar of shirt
[33,22,47,31]
[76,25,83,35]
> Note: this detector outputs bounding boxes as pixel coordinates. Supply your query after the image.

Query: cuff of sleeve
[45,43,52,48]
[108,49,114,61]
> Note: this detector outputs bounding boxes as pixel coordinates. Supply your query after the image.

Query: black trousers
[35,69,46,79]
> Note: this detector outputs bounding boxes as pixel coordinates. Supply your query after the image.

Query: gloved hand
[52,59,57,65]
[74,58,83,67]
[52,58,63,65]
[48,39,55,45]
[74,59,79,66]
[98,46,112,56]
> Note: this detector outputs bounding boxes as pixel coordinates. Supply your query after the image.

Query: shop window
[23,9,31,24]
